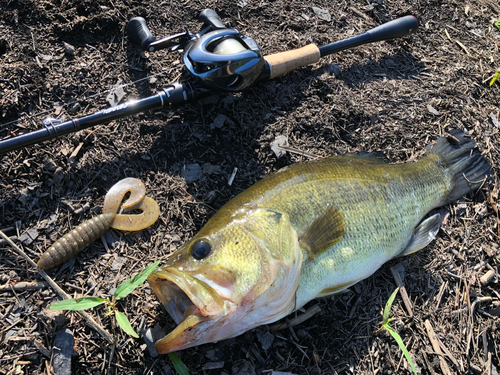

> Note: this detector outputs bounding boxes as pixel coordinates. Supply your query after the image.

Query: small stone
[18,188,28,206]
[327,64,341,77]
[212,114,228,129]
[4,329,17,343]
[18,228,38,245]
[203,163,222,175]
[54,314,68,329]
[312,7,331,22]
[40,54,53,61]
[237,0,247,8]
[106,85,126,107]
[203,362,225,370]
[62,41,75,56]
[103,230,121,249]
[181,163,203,183]
[53,167,65,189]
[69,103,81,114]
[52,328,74,375]
[141,324,165,358]
[223,95,238,105]
[232,360,255,375]
[162,364,173,375]
[110,256,127,271]
[455,200,467,216]
[271,135,288,158]
[256,330,275,350]
[205,348,224,361]
[44,159,57,172]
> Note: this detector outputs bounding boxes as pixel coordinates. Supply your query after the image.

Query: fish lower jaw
[155,312,211,354]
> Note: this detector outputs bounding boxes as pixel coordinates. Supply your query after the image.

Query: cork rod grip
[264,44,321,79]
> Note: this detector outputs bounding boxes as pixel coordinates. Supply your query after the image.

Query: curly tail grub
[37,178,160,270]
[37,213,115,270]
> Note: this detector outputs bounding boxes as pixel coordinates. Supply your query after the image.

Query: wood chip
[424,320,452,375]
[228,167,238,186]
[269,304,321,331]
[427,104,440,116]
[480,270,495,285]
[390,264,413,317]
[68,142,84,162]
[490,112,499,128]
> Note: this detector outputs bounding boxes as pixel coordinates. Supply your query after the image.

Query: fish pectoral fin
[299,205,345,260]
[399,212,443,257]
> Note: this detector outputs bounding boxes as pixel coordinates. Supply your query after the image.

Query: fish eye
[191,240,212,260]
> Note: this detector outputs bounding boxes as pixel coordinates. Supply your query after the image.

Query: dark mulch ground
[1,0,499,374]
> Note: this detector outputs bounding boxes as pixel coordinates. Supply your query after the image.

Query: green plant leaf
[383,287,399,324]
[385,325,418,375]
[114,260,160,300]
[50,297,105,311]
[114,310,139,338]
[168,352,190,375]
[495,17,500,30]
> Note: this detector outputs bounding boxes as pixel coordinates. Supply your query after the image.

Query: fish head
[148,207,302,353]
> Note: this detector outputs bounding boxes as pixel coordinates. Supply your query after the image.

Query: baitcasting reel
[127,9,264,92]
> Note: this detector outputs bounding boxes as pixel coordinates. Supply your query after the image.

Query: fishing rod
[0,9,419,155]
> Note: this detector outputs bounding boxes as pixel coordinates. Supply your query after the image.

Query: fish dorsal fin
[343,151,386,163]
[299,205,345,260]
[398,212,443,257]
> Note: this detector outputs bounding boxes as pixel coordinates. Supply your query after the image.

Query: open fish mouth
[147,267,225,353]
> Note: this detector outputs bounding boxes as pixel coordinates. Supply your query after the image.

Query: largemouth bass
[148,129,491,353]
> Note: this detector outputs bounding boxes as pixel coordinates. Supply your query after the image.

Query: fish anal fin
[399,212,443,257]
[299,205,345,260]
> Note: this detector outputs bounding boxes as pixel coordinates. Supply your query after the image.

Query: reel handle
[127,17,155,51]
[199,9,226,30]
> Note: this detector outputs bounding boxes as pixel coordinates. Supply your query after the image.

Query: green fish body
[148,129,491,353]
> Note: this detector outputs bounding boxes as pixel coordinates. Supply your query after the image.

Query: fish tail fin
[426,129,491,204]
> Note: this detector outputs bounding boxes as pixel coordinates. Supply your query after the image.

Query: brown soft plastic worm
[37,178,160,270]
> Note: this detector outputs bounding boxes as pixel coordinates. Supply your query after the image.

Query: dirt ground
[1,0,499,374]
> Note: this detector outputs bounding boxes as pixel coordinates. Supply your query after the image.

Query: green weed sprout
[50,261,160,337]
[490,68,500,86]
[168,352,189,375]
[379,287,418,375]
